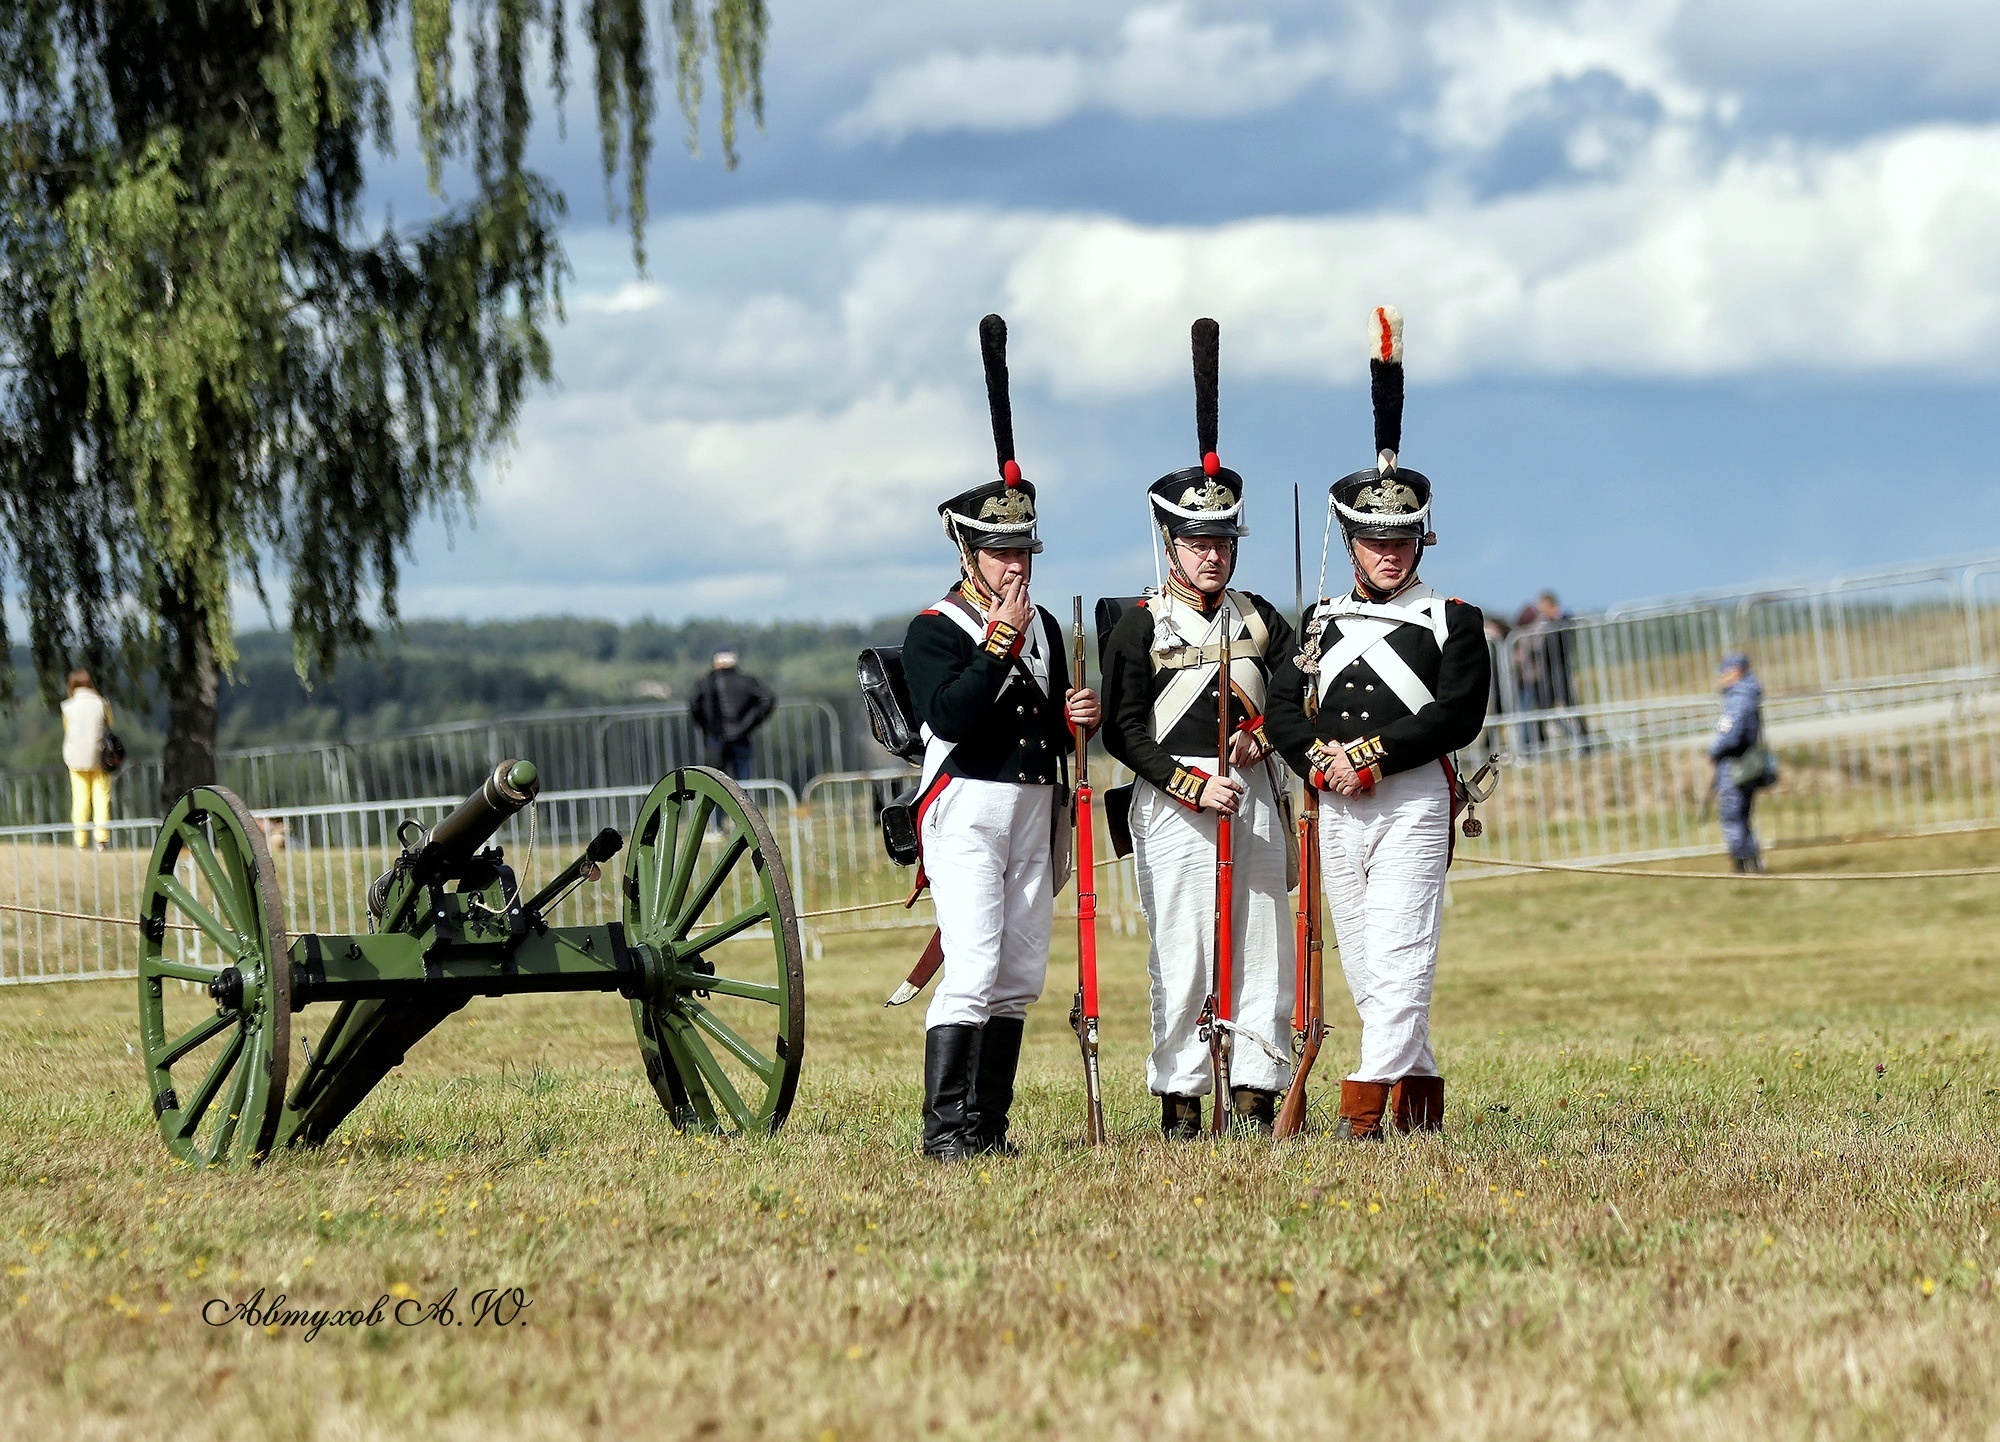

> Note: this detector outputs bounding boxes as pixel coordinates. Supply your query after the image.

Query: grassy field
[2,831,1998,1439]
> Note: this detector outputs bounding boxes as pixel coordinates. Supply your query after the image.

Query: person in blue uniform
[1709,651,1767,872]
[901,314,1100,1161]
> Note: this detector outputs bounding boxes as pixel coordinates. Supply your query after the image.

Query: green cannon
[135,763,805,1166]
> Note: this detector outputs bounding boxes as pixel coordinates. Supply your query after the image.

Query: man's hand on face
[991,573,1034,632]
[1199,774,1246,815]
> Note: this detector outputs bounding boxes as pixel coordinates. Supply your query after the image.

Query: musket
[1289,482,1308,1046]
[1207,599,1235,1134]
[1068,596,1107,1145]
[1276,482,1323,1139]
[1273,783,1322,1139]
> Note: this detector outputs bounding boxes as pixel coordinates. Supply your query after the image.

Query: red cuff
[980,619,1025,659]
[1310,768,1328,790]
[1166,765,1209,809]
[1235,712,1265,735]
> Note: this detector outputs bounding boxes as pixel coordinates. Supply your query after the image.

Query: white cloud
[484,382,992,613]
[981,124,2000,389]
[834,2,1379,143]
[415,113,2000,619]
[1420,0,1734,173]
[1673,0,2000,105]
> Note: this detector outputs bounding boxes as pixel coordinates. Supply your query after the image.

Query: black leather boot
[921,1024,982,1161]
[1230,1087,1277,1136]
[970,1016,1025,1156]
[1160,1093,1203,1140]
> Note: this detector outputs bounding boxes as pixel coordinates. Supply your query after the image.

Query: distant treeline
[0,615,907,770]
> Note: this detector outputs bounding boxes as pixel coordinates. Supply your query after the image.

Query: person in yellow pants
[60,670,113,850]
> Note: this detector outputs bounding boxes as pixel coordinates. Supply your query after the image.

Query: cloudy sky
[387,0,2000,626]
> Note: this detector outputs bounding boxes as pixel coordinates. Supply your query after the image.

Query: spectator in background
[1517,590,1589,747]
[1709,651,1770,872]
[1480,613,1514,753]
[688,648,777,782]
[60,669,113,850]
[1534,592,1578,706]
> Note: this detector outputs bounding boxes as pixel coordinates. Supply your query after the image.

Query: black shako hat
[1149,317,1248,542]
[1331,306,1435,544]
[939,314,1043,555]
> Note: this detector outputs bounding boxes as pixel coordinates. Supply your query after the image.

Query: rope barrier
[1456,855,2000,882]
[799,897,917,920]
[0,899,194,929]
[794,849,1139,920]
[4,841,1985,940]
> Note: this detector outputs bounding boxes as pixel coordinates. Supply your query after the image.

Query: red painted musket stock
[1209,603,1234,1135]
[1076,783,1100,1017]
[1071,597,1107,1146]
[1274,785,1322,1139]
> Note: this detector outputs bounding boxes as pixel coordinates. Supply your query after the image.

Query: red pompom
[1202,451,1220,477]
[1002,458,1022,486]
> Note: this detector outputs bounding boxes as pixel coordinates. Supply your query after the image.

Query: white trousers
[922,779,1055,1029]
[1319,762,1451,1082]
[1133,756,1296,1095]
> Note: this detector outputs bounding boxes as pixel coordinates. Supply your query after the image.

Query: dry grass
[2,832,1998,1440]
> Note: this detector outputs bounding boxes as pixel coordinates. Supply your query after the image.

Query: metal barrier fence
[0,699,844,825]
[0,769,1166,985]
[12,551,2000,984]
[1492,552,2000,747]
[1473,551,2000,864]
[0,782,801,987]
[1467,696,2000,867]
[6,707,1999,987]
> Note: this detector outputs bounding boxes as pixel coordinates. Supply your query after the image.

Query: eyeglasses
[1174,538,1233,555]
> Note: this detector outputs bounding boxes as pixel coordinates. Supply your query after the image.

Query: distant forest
[0,615,907,772]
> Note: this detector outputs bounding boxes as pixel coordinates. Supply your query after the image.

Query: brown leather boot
[1334,1080,1391,1140]
[1390,1075,1444,1133]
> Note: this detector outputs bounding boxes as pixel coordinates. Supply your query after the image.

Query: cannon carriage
[135,762,805,1167]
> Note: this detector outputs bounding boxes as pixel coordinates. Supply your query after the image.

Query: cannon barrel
[368,760,541,924]
[430,759,541,869]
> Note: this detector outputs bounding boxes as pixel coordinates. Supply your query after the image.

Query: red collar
[1164,575,1221,612]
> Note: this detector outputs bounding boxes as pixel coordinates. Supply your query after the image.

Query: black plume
[979,313,1015,475]
[1192,317,1220,458]
[1369,358,1403,460]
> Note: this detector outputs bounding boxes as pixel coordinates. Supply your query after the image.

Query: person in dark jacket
[1266,305,1489,1142]
[687,649,776,781]
[1709,651,1767,872]
[901,315,1100,1162]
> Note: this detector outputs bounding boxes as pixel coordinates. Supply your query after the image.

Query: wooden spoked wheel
[625,767,805,1135]
[137,787,291,1168]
